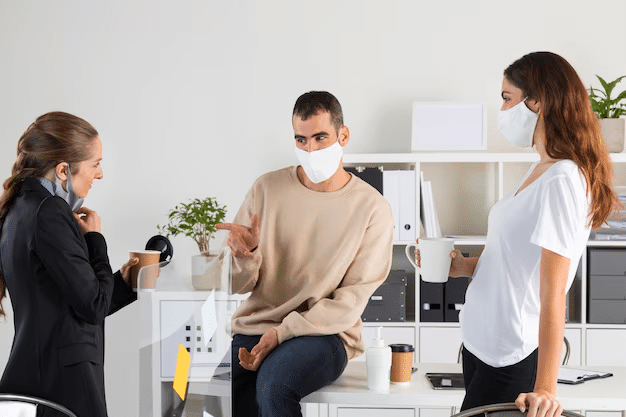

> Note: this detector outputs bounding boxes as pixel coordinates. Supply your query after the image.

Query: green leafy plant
[588,75,626,118]
[158,197,227,254]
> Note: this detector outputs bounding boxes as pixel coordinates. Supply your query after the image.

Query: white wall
[0,1,625,415]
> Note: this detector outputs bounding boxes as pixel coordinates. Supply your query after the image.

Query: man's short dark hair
[292,91,343,132]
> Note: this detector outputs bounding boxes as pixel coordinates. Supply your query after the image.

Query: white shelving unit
[341,151,626,416]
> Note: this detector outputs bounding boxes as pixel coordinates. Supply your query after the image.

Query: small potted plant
[158,197,227,290]
[589,75,626,152]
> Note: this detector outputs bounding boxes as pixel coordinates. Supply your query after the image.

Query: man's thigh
[257,334,348,398]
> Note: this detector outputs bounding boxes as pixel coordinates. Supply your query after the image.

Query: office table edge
[300,362,626,410]
[188,362,626,410]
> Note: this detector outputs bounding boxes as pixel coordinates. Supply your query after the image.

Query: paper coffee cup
[129,250,161,290]
[389,344,414,385]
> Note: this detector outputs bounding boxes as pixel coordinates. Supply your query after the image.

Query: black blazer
[0,178,136,417]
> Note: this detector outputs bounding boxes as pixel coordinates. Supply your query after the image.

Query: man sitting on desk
[216,91,394,417]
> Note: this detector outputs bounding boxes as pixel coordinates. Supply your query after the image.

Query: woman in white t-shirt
[416,52,619,417]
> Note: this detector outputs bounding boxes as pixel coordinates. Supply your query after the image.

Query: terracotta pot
[599,118,625,153]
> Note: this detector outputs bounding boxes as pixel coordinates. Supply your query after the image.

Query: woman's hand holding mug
[448,249,472,278]
[410,239,472,279]
[405,238,456,283]
[120,256,140,285]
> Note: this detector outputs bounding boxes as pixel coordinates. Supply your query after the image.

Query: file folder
[383,170,401,241]
[557,367,613,385]
[345,167,383,195]
[398,170,416,242]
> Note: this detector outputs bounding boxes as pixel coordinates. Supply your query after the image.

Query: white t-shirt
[460,159,591,367]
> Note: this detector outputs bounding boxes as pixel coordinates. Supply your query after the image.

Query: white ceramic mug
[405,238,454,283]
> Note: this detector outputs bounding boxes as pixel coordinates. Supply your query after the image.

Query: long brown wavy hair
[504,51,620,229]
[0,112,98,317]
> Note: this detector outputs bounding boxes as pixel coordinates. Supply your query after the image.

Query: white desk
[190,362,626,416]
[301,362,626,412]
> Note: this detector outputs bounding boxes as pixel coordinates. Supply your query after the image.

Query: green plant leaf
[156,197,228,253]
[590,75,626,118]
[606,76,626,98]
[596,75,608,91]
[614,90,626,103]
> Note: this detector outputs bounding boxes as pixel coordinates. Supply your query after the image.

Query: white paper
[594,234,626,241]
[423,181,441,238]
[412,102,485,151]
[201,290,218,346]
[425,182,435,237]
[558,367,611,383]
[606,220,626,230]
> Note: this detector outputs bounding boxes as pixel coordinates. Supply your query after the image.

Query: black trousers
[461,346,538,410]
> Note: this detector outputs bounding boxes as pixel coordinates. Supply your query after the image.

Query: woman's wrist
[466,257,479,276]
[533,383,557,396]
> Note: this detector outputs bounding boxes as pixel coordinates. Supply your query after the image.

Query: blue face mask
[54,164,84,212]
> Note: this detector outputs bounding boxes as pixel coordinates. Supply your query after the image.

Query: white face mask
[54,164,84,212]
[497,98,539,148]
[295,141,343,184]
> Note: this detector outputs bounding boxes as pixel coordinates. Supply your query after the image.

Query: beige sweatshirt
[230,166,394,360]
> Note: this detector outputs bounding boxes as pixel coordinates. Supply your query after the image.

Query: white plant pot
[599,118,625,153]
[191,253,222,290]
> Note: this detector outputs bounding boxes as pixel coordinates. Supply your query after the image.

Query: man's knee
[256,378,303,416]
[255,366,298,407]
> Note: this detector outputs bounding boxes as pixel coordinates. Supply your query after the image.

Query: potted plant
[158,197,227,290]
[588,75,626,152]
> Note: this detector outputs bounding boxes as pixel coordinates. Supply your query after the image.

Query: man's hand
[238,328,279,371]
[515,390,563,417]
[73,207,101,234]
[216,214,260,258]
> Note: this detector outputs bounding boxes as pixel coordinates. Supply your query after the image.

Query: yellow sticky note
[173,343,192,401]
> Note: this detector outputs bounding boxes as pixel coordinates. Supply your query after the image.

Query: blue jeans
[232,333,348,417]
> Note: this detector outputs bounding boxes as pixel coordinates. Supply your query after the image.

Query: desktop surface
[301,362,626,411]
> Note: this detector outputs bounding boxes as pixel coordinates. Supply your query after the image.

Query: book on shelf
[419,172,441,238]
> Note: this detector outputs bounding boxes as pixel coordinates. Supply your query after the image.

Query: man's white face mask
[497,98,539,148]
[295,141,343,184]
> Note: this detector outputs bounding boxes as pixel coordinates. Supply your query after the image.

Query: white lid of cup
[129,250,162,254]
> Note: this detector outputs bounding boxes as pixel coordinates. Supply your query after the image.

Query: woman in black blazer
[0,112,138,417]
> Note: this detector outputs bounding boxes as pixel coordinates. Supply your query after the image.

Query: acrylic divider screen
[138,248,234,417]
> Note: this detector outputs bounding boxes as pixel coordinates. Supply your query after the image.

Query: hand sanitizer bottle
[366,326,392,392]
